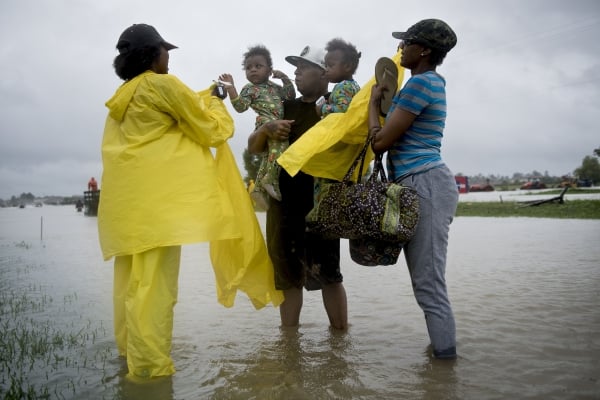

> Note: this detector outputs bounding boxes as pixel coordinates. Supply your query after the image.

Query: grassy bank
[456,199,600,219]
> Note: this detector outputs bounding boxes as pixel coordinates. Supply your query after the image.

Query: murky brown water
[1,205,599,399]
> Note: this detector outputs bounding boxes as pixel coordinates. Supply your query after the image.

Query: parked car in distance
[558,177,593,188]
[469,183,494,192]
[577,179,593,187]
[520,180,547,190]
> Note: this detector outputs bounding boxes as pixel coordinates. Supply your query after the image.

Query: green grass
[456,199,600,219]
[0,252,111,399]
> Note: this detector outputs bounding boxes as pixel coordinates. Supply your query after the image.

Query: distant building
[455,176,469,194]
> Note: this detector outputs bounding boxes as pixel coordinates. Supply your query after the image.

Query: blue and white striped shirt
[386,71,447,181]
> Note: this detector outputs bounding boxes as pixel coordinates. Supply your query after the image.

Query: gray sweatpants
[399,165,459,355]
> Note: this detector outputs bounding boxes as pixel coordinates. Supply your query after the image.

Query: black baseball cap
[116,24,177,54]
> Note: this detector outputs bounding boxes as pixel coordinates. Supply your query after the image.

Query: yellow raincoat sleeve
[209,143,284,309]
[277,52,404,181]
[148,77,234,147]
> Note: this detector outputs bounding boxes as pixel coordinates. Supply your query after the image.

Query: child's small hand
[218,73,235,86]
[271,70,289,80]
[217,73,238,99]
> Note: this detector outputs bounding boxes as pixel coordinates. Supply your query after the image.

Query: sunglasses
[398,39,426,52]
[401,39,421,47]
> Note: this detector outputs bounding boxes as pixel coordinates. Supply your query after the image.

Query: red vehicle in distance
[469,183,495,192]
[520,180,547,190]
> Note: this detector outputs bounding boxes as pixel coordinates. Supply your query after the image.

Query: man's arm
[247,120,295,154]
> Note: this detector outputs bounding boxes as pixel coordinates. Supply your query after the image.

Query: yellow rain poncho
[277,52,404,180]
[99,71,283,309]
[210,144,282,309]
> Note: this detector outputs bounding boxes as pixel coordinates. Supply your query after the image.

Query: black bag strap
[371,153,388,183]
[342,135,372,183]
[342,135,390,184]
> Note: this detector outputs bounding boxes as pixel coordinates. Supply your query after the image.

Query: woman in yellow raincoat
[99,24,282,380]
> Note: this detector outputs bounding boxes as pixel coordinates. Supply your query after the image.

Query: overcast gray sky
[1,0,598,198]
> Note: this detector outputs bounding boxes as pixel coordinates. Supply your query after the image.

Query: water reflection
[206,326,375,399]
[117,374,174,400]
[414,348,459,400]
[88,355,175,400]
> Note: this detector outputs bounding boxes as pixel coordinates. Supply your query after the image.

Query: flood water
[1,204,599,399]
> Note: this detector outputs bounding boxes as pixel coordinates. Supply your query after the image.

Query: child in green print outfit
[219,45,295,210]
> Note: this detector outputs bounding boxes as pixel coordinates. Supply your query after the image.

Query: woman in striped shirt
[368,19,459,360]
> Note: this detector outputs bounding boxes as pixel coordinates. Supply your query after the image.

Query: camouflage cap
[392,19,457,52]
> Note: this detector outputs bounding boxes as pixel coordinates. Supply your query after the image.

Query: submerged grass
[456,199,600,219]
[0,247,112,399]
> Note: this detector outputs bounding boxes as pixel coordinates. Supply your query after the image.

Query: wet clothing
[388,71,458,357]
[99,71,237,258]
[113,246,181,378]
[398,166,458,356]
[100,70,281,308]
[100,70,283,379]
[266,98,342,291]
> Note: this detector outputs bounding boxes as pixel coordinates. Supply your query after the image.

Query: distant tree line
[242,147,600,189]
[449,148,600,189]
[0,193,82,208]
